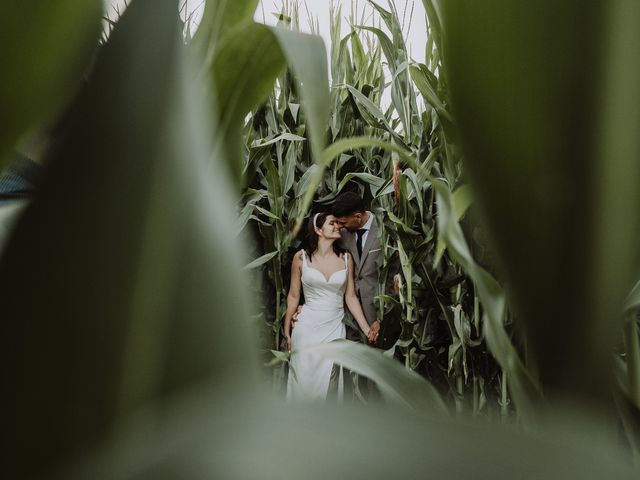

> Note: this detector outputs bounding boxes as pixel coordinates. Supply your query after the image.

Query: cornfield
[2,0,639,478]
[242,1,514,417]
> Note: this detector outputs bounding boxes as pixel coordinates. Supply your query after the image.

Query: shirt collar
[360,211,374,231]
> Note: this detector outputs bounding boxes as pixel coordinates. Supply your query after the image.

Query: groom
[331,191,398,345]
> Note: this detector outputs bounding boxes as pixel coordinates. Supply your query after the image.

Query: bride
[284,212,374,401]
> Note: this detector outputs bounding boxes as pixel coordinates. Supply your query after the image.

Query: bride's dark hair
[305,212,345,262]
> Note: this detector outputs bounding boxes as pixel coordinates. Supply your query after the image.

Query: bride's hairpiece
[313,212,321,228]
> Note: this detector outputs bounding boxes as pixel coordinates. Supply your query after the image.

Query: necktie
[356,228,366,258]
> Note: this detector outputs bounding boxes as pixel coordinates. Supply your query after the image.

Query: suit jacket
[338,213,390,326]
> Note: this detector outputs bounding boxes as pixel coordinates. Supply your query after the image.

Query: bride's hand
[285,335,292,352]
[366,328,378,344]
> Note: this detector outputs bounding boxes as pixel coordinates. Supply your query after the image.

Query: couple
[285,192,395,401]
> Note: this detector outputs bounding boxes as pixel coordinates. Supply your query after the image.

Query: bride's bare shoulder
[290,251,304,274]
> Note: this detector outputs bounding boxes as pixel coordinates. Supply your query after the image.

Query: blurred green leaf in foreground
[0,0,102,168]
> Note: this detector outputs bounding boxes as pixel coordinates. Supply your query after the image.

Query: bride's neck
[315,239,334,257]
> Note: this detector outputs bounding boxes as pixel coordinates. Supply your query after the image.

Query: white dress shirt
[358,211,374,248]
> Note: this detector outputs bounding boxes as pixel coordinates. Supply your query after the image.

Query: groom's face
[334,212,362,231]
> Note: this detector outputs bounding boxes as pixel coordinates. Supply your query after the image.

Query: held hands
[367,320,380,344]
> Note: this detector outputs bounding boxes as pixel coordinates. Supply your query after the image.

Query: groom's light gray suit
[337,213,390,329]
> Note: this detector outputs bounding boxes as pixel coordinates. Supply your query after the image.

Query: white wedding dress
[286,250,348,401]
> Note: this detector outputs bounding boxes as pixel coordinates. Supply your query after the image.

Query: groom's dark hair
[332,191,365,217]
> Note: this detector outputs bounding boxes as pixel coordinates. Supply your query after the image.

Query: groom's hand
[291,305,303,328]
[368,320,380,344]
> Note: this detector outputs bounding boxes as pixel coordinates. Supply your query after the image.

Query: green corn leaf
[402,168,425,218]
[366,0,404,49]
[305,340,449,414]
[262,154,282,209]
[270,27,330,164]
[322,136,416,169]
[375,180,396,198]
[282,143,298,195]
[64,390,640,479]
[624,280,640,313]
[388,211,421,236]
[337,172,385,192]
[350,29,367,74]
[452,184,473,221]
[252,132,306,148]
[355,25,396,74]
[344,84,393,131]
[211,23,286,121]
[2,0,256,474]
[432,178,541,417]
[0,0,102,166]
[295,164,320,198]
[266,349,291,366]
[409,64,453,124]
[254,205,282,221]
[210,21,286,183]
[421,0,444,50]
[243,251,279,270]
[233,199,259,236]
[193,0,259,60]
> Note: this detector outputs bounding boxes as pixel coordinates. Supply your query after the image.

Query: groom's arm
[385,250,401,295]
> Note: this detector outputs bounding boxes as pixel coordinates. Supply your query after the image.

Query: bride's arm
[284,252,303,351]
[344,253,371,339]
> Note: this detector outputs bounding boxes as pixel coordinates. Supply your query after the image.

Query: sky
[255,0,428,64]
[105,0,428,64]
